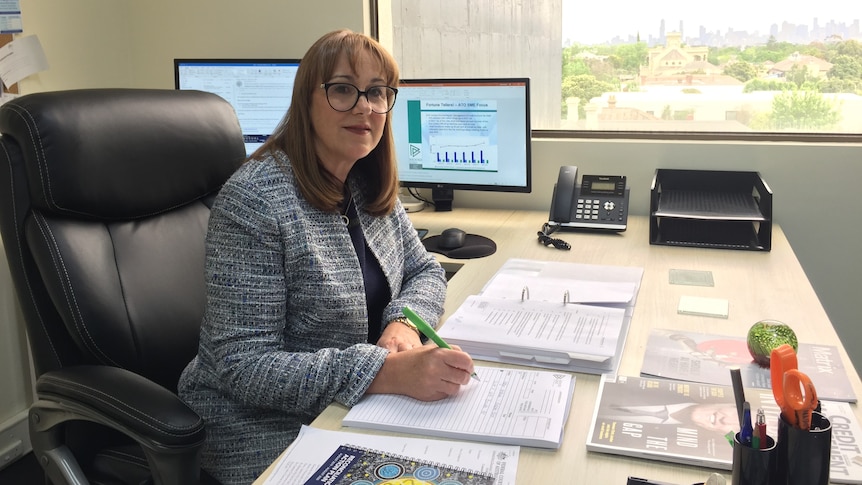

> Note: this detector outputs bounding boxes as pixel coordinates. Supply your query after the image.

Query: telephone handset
[548,165,629,231]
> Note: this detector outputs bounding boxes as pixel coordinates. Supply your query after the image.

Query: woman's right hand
[365,344,475,401]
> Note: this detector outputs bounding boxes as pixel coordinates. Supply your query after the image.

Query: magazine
[640,328,857,403]
[304,444,495,485]
[586,375,862,484]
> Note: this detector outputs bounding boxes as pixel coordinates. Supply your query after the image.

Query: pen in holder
[731,432,776,485]
[774,411,831,485]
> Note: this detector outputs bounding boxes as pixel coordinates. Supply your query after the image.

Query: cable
[407,187,436,210]
[537,223,571,250]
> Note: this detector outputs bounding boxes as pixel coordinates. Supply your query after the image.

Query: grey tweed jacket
[178,151,447,484]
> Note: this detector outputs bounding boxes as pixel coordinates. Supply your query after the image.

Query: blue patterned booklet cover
[304,444,494,485]
[640,328,856,403]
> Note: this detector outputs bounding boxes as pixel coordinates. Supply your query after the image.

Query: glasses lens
[326,83,359,112]
[366,86,397,113]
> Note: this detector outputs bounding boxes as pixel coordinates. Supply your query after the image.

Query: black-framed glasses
[320,82,398,114]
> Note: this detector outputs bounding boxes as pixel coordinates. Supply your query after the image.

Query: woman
[178,29,475,484]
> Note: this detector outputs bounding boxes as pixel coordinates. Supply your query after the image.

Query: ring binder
[521,286,530,301]
[563,289,570,304]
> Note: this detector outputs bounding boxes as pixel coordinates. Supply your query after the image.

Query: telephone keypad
[575,198,626,222]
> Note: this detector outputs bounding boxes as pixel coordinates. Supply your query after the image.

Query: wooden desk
[256,210,861,484]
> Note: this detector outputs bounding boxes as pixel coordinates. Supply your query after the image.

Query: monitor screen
[174,59,301,155]
[391,78,532,206]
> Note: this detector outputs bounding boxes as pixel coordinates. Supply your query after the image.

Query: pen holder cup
[732,432,777,485]
[774,411,831,485]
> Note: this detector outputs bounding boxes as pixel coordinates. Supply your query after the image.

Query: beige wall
[3,0,862,437]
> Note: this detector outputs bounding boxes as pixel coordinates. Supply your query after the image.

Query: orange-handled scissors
[770,344,819,430]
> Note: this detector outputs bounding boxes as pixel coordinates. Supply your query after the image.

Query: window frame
[370,0,862,145]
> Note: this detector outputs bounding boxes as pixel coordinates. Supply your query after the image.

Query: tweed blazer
[178,150,447,484]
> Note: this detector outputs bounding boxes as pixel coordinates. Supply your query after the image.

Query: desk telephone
[548,166,629,231]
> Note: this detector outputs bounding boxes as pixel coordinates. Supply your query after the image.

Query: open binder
[437,258,644,374]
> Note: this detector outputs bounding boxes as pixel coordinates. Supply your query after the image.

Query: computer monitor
[174,59,301,155]
[391,78,532,211]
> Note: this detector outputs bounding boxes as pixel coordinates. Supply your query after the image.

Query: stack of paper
[343,365,575,449]
[438,258,643,374]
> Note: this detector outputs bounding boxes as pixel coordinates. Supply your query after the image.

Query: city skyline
[562,1,859,46]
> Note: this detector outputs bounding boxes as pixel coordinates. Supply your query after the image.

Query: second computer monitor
[174,59,301,155]
[391,78,532,210]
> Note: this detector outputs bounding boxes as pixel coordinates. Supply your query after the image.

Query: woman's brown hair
[251,29,400,216]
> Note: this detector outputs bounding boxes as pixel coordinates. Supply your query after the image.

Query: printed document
[437,258,643,373]
[342,365,575,449]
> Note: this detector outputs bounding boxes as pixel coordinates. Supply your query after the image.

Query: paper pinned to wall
[0,0,22,34]
[0,34,49,88]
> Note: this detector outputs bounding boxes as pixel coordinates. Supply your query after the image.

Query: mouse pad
[422,234,496,259]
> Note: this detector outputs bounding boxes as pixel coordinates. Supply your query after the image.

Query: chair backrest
[0,88,246,392]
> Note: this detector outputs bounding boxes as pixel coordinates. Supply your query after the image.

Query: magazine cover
[640,328,857,403]
[303,444,495,485]
[586,375,862,484]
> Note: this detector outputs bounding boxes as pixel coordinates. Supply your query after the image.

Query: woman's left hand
[377,321,422,352]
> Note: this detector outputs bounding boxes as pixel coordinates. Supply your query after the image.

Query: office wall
[2,1,860,448]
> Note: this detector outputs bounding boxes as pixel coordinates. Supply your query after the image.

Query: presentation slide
[392,80,530,190]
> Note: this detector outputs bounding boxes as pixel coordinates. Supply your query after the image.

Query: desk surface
[255,209,860,484]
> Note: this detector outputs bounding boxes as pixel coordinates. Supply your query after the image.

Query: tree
[828,55,862,81]
[819,78,860,94]
[744,78,792,93]
[835,39,862,60]
[786,65,816,88]
[562,46,591,77]
[724,61,758,82]
[613,42,648,74]
[561,74,615,119]
[770,91,840,131]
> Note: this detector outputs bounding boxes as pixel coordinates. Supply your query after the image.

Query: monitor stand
[432,187,453,212]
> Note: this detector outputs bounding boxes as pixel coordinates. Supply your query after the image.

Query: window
[376,0,862,139]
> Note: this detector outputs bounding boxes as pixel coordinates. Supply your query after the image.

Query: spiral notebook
[304,444,495,485]
[259,425,519,485]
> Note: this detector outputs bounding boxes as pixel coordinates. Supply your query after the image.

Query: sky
[561,0,856,45]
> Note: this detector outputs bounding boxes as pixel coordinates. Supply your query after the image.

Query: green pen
[402,306,480,381]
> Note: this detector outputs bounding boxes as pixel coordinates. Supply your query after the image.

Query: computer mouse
[438,227,467,250]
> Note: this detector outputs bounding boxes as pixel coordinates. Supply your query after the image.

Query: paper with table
[260,425,519,485]
[437,258,644,374]
[343,365,575,449]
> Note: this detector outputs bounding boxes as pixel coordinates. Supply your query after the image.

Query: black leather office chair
[0,89,246,484]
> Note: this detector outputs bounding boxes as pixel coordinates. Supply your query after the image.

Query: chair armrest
[34,365,205,447]
[30,365,207,485]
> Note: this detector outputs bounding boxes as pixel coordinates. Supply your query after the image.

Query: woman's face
[311,50,388,180]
